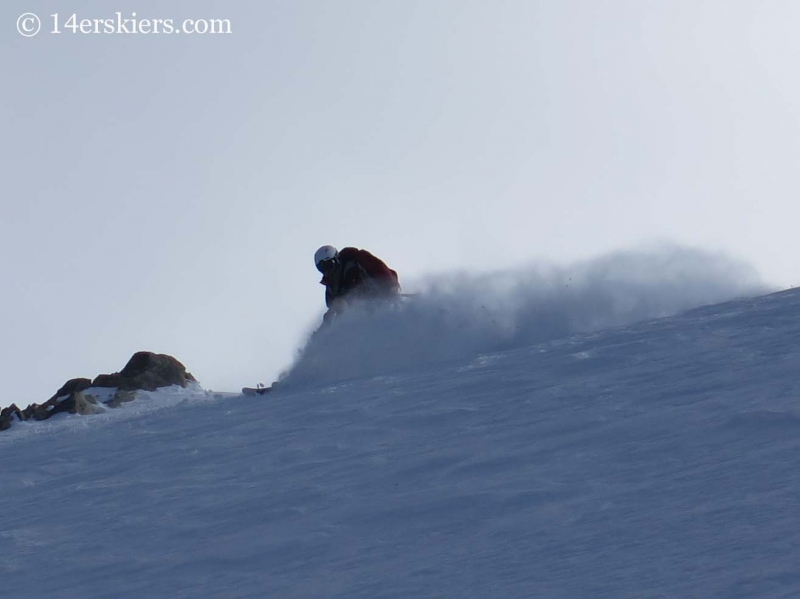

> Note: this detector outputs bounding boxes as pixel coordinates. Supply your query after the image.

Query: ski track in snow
[3,290,800,598]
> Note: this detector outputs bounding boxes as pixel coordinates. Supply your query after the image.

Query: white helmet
[314,245,338,271]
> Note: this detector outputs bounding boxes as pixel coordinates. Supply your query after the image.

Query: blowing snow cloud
[282,246,766,386]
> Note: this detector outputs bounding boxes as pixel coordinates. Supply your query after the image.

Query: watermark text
[18,12,232,37]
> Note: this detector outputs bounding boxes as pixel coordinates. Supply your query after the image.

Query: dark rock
[0,404,23,420]
[92,351,195,391]
[49,378,92,402]
[29,401,54,421]
[28,391,104,420]
[92,373,122,388]
[0,404,22,431]
[12,378,98,424]
[1,351,197,432]
[21,403,38,420]
[29,394,73,420]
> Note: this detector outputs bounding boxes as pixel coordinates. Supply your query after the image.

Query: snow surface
[3,285,800,598]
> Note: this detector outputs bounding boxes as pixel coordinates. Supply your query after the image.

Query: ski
[242,385,272,396]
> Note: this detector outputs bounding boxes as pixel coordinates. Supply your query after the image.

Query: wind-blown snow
[284,246,765,386]
[5,255,799,599]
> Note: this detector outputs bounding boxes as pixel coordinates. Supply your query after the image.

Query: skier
[242,246,400,396]
[314,245,401,325]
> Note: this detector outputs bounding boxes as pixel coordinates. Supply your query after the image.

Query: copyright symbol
[17,13,41,37]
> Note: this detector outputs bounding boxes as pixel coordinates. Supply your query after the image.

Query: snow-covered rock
[0,352,197,432]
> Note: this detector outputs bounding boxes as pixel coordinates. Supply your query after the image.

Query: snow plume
[282,246,767,386]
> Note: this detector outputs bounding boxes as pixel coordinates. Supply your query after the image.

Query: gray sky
[2,0,798,403]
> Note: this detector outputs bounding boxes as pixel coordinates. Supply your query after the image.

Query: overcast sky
[2,0,798,403]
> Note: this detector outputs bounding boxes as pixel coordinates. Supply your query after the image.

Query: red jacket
[321,247,400,310]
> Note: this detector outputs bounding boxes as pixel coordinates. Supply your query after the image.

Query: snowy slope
[3,288,800,598]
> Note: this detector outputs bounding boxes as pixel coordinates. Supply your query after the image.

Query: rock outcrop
[0,404,23,431]
[92,351,195,391]
[0,352,196,432]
